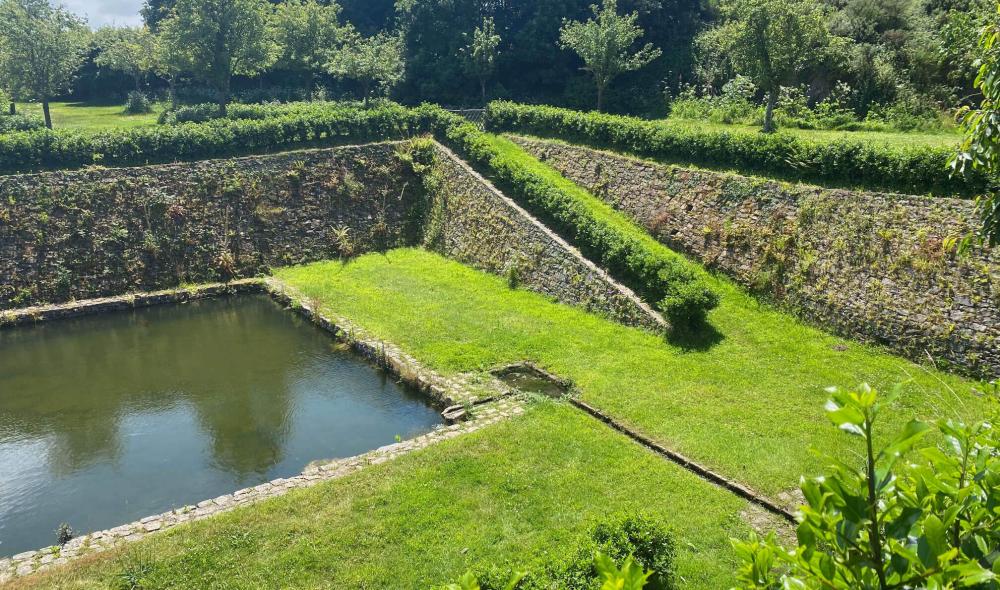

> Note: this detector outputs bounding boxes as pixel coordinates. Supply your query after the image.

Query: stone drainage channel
[1,280,795,583]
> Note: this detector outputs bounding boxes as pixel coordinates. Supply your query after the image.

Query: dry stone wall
[514,136,1000,377]
[0,143,422,310]
[426,144,666,331]
[0,140,661,332]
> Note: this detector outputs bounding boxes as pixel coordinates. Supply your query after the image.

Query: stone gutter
[0,279,524,583]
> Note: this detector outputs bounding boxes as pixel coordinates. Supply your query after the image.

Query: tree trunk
[763,88,778,133]
[169,78,178,109]
[362,80,371,107]
[8,101,14,116]
[596,80,605,112]
[42,99,52,129]
[480,77,487,106]
[134,74,142,92]
[217,77,230,117]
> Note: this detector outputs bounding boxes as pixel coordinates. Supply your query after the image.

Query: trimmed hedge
[0,102,429,174]
[418,105,719,326]
[156,101,352,125]
[484,101,989,197]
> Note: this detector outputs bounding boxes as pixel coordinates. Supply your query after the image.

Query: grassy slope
[275,250,985,498]
[13,102,163,131]
[11,404,750,590]
[661,117,962,149]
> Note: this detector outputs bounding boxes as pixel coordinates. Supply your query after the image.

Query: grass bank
[9,403,751,590]
[12,248,986,589]
[275,249,986,498]
[661,117,961,149]
[12,102,163,131]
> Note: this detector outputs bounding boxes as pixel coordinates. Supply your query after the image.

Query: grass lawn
[11,403,753,590]
[661,117,962,149]
[274,249,987,499]
[12,247,987,589]
[13,102,164,131]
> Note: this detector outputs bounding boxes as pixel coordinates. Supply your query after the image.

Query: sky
[63,0,143,28]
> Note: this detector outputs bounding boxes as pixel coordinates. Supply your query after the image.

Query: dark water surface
[0,295,442,556]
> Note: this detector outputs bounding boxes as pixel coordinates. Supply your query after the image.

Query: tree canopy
[94,26,156,91]
[460,17,502,105]
[0,0,89,128]
[559,0,662,111]
[157,0,277,114]
[271,0,347,90]
[326,31,405,104]
[698,0,831,131]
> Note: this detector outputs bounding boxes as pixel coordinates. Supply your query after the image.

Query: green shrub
[123,91,153,115]
[0,112,45,134]
[733,384,999,589]
[420,106,718,327]
[441,514,676,590]
[485,101,986,197]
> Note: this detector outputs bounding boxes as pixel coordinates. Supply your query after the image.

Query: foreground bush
[485,102,987,197]
[438,514,676,590]
[419,106,718,326]
[733,384,999,589]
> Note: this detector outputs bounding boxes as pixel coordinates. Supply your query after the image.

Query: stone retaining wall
[0,143,422,310]
[514,136,1000,377]
[0,140,662,332]
[426,144,666,332]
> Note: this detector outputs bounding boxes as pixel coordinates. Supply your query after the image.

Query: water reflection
[0,295,442,556]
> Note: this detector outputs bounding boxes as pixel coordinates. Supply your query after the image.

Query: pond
[0,295,443,556]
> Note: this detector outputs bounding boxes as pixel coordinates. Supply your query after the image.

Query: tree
[460,16,501,106]
[271,0,346,95]
[151,22,192,109]
[326,32,404,105]
[140,0,175,32]
[701,0,830,132]
[157,0,277,116]
[94,26,156,92]
[0,0,88,129]
[954,4,1000,248]
[558,0,661,112]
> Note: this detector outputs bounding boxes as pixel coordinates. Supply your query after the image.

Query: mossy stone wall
[426,144,666,332]
[0,144,422,310]
[514,136,1000,378]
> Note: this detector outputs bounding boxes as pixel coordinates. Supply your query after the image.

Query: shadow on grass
[666,320,724,352]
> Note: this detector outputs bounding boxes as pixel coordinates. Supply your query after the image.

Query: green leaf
[922,515,948,563]
[879,420,930,463]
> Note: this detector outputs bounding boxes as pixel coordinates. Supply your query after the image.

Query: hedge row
[0,102,429,174]
[484,101,989,197]
[419,105,719,326]
[157,101,356,125]
[0,113,45,134]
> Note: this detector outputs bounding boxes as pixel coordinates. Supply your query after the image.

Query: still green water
[0,295,442,556]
